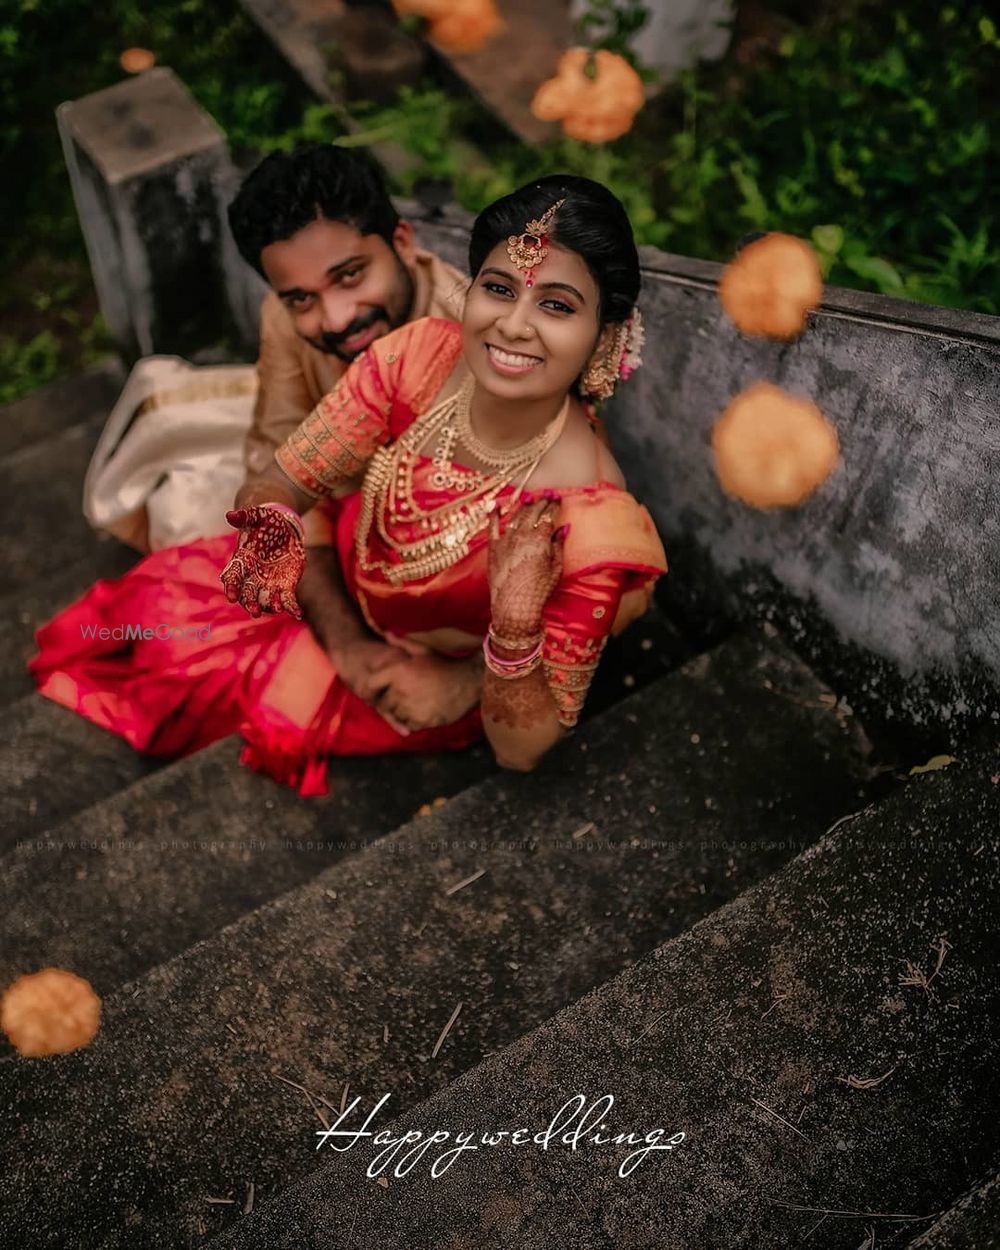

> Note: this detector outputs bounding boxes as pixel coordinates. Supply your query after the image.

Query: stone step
[904,1167,1000,1249]
[1,568,685,848]
[425,0,569,144]
[203,729,1000,1250]
[0,602,689,999]
[0,412,108,591]
[0,734,496,998]
[0,358,122,459]
[0,544,139,709]
[0,693,157,846]
[0,628,876,1248]
[239,0,566,147]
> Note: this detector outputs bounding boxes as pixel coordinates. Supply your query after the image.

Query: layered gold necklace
[356,374,569,584]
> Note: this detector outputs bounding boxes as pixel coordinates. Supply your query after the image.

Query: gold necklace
[357,378,570,584]
[455,376,568,469]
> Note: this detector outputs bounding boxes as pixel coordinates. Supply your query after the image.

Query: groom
[228,144,472,715]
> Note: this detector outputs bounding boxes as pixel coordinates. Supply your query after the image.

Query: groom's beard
[307,255,416,363]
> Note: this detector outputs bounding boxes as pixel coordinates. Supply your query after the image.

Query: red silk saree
[30,317,667,796]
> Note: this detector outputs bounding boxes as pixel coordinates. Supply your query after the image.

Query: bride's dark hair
[468,174,641,327]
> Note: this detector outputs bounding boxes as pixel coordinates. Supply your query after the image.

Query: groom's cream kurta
[84,248,467,552]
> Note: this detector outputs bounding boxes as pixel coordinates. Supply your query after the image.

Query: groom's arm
[239,296,371,648]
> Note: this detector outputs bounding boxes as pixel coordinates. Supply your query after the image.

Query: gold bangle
[488,625,545,652]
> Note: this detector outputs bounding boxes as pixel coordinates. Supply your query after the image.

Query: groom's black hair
[228,144,401,275]
[468,173,641,327]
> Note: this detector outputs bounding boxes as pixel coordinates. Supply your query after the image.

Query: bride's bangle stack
[482,625,544,680]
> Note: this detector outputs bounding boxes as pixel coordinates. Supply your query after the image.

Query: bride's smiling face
[462,240,604,400]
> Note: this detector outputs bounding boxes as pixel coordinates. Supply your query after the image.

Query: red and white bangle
[261,501,305,542]
[482,631,544,680]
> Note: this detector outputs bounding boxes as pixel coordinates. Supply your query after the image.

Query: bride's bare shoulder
[532,401,626,489]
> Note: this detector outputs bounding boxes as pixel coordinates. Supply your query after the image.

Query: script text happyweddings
[316,1093,685,1179]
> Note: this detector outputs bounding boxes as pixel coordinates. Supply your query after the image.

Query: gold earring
[582,323,628,400]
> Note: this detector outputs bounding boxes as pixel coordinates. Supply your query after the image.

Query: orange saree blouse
[277,316,668,730]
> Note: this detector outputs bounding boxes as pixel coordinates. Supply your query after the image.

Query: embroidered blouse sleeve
[540,566,630,729]
[274,340,399,499]
[538,491,668,728]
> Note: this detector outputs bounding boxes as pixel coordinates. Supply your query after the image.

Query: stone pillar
[56,67,262,361]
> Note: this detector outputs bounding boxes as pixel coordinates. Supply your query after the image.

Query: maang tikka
[506,197,566,288]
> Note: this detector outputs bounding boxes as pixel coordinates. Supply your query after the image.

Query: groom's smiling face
[261,216,418,362]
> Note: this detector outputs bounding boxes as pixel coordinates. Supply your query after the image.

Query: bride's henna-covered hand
[488,495,568,636]
[220,505,306,620]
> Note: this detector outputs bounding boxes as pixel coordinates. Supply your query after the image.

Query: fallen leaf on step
[835,1066,897,1089]
[908,754,956,775]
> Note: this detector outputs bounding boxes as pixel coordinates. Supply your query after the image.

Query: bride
[31,174,667,794]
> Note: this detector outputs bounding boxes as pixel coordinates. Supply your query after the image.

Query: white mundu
[83,356,257,552]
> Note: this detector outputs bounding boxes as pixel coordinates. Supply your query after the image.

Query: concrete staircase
[906,1168,1000,1250]
[1,368,996,1250]
[202,731,1000,1250]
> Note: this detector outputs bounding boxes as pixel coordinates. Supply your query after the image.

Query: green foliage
[1,0,996,401]
[0,330,60,404]
[342,2,997,313]
[574,0,655,78]
[342,86,475,187]
[0,0,325,396]
[651,2,999,311]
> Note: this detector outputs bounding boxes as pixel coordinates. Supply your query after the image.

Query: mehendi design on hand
[488,497,567,632]
[481,668,556,730]
[221,505,306,619]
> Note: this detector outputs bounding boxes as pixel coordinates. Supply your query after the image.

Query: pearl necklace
[356,376,570,585]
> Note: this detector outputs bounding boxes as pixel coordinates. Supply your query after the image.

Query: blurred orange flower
[432,0,504,52]
[120,47,156,74]
[531,48,644,143]
[712,381,840,509]
[392,0,451,14]
[392,0,504,53]
[1,967,101,1058]
[720,233,822,338]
